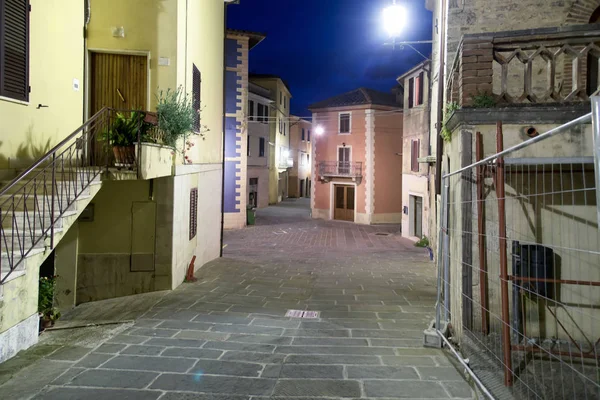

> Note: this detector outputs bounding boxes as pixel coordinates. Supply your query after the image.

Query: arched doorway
[587,7,600,95]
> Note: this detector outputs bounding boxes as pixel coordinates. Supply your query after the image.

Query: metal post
[591,96,600,228]
[50,153,56,249]
[476,132,488,335]
[443,181,450,322]
[436,181,446,329]
[496,121,513,386]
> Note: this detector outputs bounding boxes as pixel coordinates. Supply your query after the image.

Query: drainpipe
[434,0,447,197]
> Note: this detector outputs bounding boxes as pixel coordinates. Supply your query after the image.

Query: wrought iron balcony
[318,161,362,182]
[278,157,293,169]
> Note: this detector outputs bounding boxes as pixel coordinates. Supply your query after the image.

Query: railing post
[591,96,600,228]
[496,121,513,387]
[476,132,489,335]
[137,110,142,179]
[50,153,56,249]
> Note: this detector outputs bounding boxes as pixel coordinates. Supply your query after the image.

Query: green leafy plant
[415,236,430,248]
[100,111,151,147]
[441,101,460,142]
[471,90,497,108]
[38,276,61,322]
[156,87,196,149]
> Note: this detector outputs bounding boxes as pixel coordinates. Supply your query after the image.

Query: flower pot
[113,145,136,168]
[39,314,54,332]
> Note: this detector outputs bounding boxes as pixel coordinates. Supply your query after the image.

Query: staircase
[0,107,118,290]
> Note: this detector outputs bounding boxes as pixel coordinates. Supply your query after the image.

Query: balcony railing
[447,24,600,106]
[278,157,293,169]
[318,161,362,178]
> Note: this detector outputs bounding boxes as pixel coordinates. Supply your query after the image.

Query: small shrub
[415,236,430,248]
[471,91,497,108]
[441,102,460,142]
[39,276,61,322]
[156,87,196,149]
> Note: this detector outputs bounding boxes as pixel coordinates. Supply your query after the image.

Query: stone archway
[566,0,600,25]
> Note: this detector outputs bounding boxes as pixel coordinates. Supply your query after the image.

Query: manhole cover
[374,232,392,237]
[286,310,320,318]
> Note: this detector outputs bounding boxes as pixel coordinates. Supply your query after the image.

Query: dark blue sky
[227,0,433,117]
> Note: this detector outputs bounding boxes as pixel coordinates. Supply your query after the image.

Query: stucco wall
[373,112,403,218]
[312,109,367,219]
[77,180,160,303]
[0,0,84,173]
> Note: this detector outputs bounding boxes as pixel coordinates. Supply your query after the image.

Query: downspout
[220,3,229,257]
[434,0,447,197]
[83,0,91,123]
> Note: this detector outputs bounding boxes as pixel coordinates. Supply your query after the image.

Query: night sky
[227,0,433,117]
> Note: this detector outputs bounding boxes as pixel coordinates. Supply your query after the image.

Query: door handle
[117,88,126,102]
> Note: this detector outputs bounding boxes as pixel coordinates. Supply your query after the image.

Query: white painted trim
[0,96,29,106]
[365,109,375,222]
[329,181,358,223]
[311,113,318,211]
[338,111,352,134]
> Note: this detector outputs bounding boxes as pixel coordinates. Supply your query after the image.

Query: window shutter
[0,0,30,101]
[418,72,424,105]
[192,65,201,131]
[411,140,420,172]
[189,188,198,240]
[408,78,414,109]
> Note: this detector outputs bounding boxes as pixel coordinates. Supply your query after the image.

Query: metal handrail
[318,161,363,177]
[0,107,145,283]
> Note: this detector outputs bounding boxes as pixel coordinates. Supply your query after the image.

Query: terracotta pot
[112,145,136,167]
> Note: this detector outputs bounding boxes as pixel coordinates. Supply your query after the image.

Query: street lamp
[382,0,432,59]
[382,2,406,38]
[315,125,325,136]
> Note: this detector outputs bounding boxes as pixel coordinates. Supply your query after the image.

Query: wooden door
[90,53,148,113]
[334,185,355,221]
[300,180,304,197]
[414,196,423,238]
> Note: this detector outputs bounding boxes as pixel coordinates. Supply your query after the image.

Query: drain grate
[286,310,320,319]
[374,232,392,237]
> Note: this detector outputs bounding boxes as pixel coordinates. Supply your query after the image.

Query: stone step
[0,194,88,213]
[0,210,78,230]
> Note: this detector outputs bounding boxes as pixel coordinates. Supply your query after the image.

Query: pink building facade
[310,88,403,224]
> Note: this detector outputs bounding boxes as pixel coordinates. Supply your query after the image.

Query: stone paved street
[2,199,475,399]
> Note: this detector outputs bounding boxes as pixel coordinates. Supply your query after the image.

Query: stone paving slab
[1,201,475,399]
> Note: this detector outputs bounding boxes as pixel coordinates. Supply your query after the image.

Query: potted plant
[38,276,61,331]
[156,87,199,163]
[101,111,151,167]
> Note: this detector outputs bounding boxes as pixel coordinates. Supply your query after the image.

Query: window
[408,73,424,109]
[279,91,282,105]
[283,95,286,109]
[279,119,282,134]
[302,128,305,141]
[192,65,201,131]
[339,113,351,134]
[257,103,264,122]
[0,0,30,102]
[307,130,311,142]
[264,105,269,123]
[248,100,255,121]
[408,77,414,109]
[247,135,250,156]
[189,188,198,240]
[259,137,265,157]
[411,139,420,172]
[300,152,305,166]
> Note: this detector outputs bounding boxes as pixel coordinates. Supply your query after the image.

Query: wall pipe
[475,132,488,335]
[496,121,513,387]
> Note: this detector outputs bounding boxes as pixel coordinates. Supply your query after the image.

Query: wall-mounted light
[112,26,125,38]
[526,126,539,138]
[315,125,325,136]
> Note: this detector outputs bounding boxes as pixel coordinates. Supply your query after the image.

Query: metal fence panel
[437,106,600,399]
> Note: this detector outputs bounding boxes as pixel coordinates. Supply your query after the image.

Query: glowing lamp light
[382,4,406,38]
[283,150,290,158]
[315,125,325,136]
